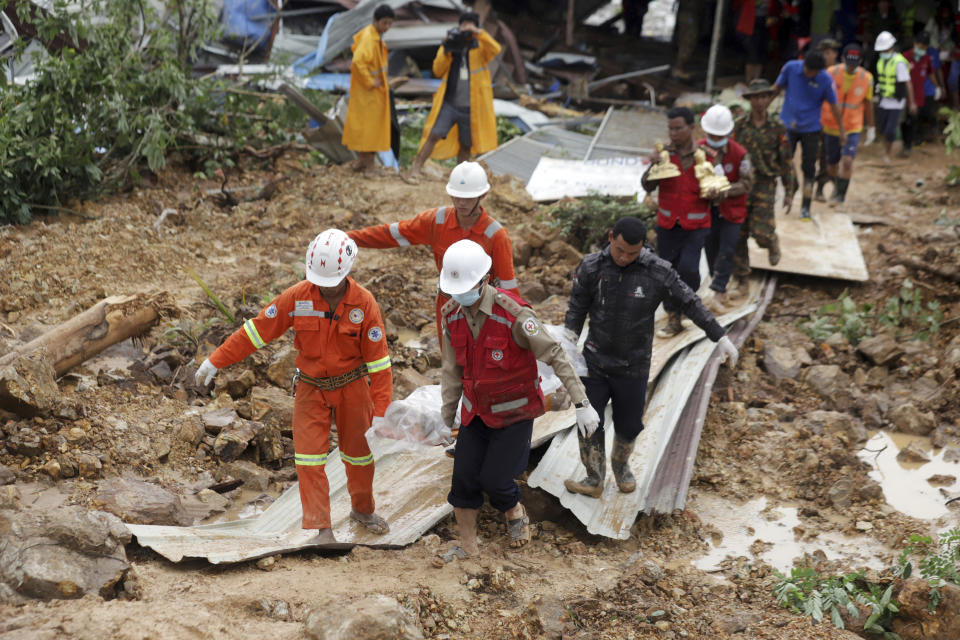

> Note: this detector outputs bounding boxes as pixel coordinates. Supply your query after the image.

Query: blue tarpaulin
[222,0,276,51]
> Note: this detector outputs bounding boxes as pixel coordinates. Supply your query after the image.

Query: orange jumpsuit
[209,277,392,530]
[347,205,518,340]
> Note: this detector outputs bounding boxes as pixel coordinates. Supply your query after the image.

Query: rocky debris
[762,343,811,380]
[266,346,297,388]
[802,365,853,411]
[0,349,59,417]
[798,410,867,445]
[257,597,294,621]
[304,594,423,640]
[927,474,956,486]
[0,464,15,485]
[179,488,230,522]
[827,477,854,509]
[0,506,130,601]
[256,555,280,571]
[944,334,960,367]
[177,418,205,446]
[217,460,271,492]
[222,369,256,399]
[857,333,904,366]
[893,579,960,640]
[213,420,261,462]
[392,367,433,400]
[897,440,931,464]
[200,407,240,433]
[239,385,294,433]
[95,477,189,525]
[944,447,960,463]
[713,611,762,634]
[636,558,665,586]
[518,279,550,304]
[525,595,571,639]
[887,403,937,435]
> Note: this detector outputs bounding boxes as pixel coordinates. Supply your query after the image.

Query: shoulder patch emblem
[724,162,733,173]
[367,326,383,342]
[265,304,278,319]
[349,308,364,324]
[522,317,540,336]
[491,349,504,361]
[295,300,313,311]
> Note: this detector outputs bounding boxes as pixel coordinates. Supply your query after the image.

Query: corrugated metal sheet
[748,209,868,281]
[585,107,665,160]
[526,275,767,539]
[382,22,455,49]
[479,127,594,183]
[319,0,412,67]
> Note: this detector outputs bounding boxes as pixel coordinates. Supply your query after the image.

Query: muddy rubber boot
[564,429,605,498]
[768,238,781,266]
[727,278,750,300]
[707,290,729,314]
[656,312,684,338]
[611,435,636,493]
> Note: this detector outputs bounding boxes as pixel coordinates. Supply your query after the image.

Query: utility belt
[293,365,367,393]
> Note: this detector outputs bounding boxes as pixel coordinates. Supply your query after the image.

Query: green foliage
[185,267,236,324]
[895,529,960,611]
[942,107,960,186]
[772,566,901,638]
[0,0,332,223]
[495,115,522,145]
[799,279,943,344]
[547,194,655,252]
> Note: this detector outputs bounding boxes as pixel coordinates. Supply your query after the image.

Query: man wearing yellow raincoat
[408,12,501,176]
[342,5,397,173]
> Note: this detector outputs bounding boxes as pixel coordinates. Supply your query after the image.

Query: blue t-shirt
[925,47,940,97]
[776,59,838,133]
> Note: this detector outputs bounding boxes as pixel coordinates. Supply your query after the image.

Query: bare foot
[313,528,337,544]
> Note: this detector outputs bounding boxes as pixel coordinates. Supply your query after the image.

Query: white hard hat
[446,161,490,198]
[439,239,492,295]
[305,229,358,287]
[875,31,896,52]
[701,104,734,136]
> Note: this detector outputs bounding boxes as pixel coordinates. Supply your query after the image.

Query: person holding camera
[408,12,501,178]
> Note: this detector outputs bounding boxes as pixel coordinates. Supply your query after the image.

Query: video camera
[443,28,475,52]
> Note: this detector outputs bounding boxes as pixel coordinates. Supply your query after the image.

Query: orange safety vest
[821,64,872,134]
[445,289,545,428]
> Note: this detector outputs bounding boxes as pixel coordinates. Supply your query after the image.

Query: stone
[177,419,205,446]
[96,477,189,525]
[827,477,854,509]
[637,559,665,585]
[944,447,960,464]
[179,488,230,523]
[148,360,173,383]
[224,369,256,399]
[764,343,813,380]
[247,385,294,432]
[542,239,582,265]
[213,421,260,462]
[75,453,102,478]
[256,424,285,463]
[897,440,931,464]
[518,279,549,304]
[217,460,271,492]
[893,579,960,640]
[855,520,873,531]
[926,474,956,487]
[0,349,60,417]
[7,429,42,457]
[512,239,533,268]
[256,555,279,571]
[201,407,239,433]
[800,410,867,444]
[304,594,423,640]
[887,403,937,435]
[266,346,298,388]
[802,365,853,410]
[393,367,432,400]
[714,612,762,634]
[857,333,904,366]
[0,464,14,485]
[0,506,130,600]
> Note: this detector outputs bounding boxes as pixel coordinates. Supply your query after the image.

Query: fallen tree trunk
[0,293,179,377]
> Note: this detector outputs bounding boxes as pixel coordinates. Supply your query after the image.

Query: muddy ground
[1,138,959,639]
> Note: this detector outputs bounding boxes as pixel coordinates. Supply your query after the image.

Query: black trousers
[448,416,533,512]
[787,130,820,182]
[583,369,649,441]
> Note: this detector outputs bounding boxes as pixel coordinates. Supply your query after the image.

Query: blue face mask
[706,137,728,148]
[879,52,893,60]
[452,285,483,307]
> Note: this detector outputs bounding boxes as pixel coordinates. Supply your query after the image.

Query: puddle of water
[396,327,427,350]
[692,494,887,573]
[857,431,959,520]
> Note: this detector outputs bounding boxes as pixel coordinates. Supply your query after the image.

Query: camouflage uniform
[731,114,797,278]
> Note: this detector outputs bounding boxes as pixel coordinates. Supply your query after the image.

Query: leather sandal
[350,510,390,535]
[507,504,530,548]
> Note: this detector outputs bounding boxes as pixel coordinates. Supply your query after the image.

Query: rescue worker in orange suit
[195,229,393,543]
[438,240,600,555]
[407,11,501,178]
[347,161,517,344]
[641,106,719,338]
[341,5,406,175]
[698,105,754,313]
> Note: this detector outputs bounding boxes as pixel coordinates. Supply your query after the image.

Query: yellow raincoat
[342,24,391,152]
[418,30,501,159]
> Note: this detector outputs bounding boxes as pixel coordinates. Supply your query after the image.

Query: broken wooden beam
[0,293,179,377]
[879,243,960,284]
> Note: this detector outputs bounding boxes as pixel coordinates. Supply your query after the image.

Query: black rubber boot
[564,428,605,498]
[611,435,636,493]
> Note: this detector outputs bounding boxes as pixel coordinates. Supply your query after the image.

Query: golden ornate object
[694,148,730,198]
[646,142,681,180]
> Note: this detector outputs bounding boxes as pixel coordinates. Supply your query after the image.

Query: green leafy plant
[495,115,522,145]
[798,291,874,344]
[547,194,654,252]
[895,529,960,611]
[772,566,901,638]
[185,267,236,324]
[878,279,943,339]
[942,107,960,186]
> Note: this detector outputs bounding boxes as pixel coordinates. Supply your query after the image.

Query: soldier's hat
[742,79,777,97]
[817,38,842,52]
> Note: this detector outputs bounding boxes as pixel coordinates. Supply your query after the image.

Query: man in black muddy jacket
[562,217,739,498]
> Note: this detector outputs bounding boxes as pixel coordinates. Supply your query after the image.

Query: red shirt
[903,50,933,108]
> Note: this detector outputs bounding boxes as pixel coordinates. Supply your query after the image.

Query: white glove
[935,86,943,101]
[575,403,601,438]
[562,327,579,344]
[716,336,739,368]
[864,126,876,146]
[194,358,218,387]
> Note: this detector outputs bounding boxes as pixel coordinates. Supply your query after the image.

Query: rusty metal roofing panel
[526,275,767,539]
[748,210,868,281]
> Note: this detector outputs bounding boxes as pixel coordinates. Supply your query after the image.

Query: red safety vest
[697,139,749,224]
[656,153,711,231]
[445,289,545,428]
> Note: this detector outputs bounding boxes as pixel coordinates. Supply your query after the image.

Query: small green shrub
[547,194,654,252]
